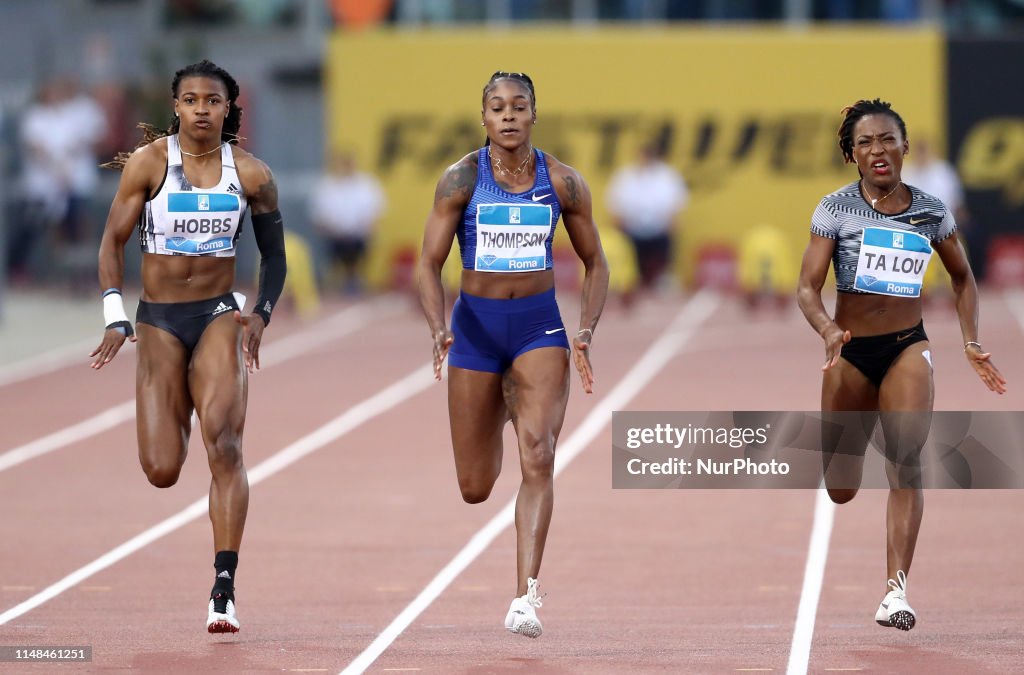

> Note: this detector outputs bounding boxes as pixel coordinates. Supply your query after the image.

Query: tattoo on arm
[255,168,279,211]
[563,174,580,208]
[437,157,478,202]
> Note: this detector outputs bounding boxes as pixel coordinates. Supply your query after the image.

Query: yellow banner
[326,26,944,289]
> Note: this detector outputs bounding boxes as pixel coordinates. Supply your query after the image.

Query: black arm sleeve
[251,209,287,326]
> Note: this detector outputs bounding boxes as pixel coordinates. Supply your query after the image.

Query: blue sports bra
[457,147,562,273]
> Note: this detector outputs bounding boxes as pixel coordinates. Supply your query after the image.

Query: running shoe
[504,577,544,638]
[207,591,240,633]
[874,570,915,631]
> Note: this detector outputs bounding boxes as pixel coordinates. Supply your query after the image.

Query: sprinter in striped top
[797,98,1005,633]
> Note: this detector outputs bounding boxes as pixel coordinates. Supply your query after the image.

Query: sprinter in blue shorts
[417,71,609,638]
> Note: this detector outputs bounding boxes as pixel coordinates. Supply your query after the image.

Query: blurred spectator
[902,137,968,227]
[310,150,385,295]
[83,34,133,165]
[606,140,688,294]
[11,77,106,285]
[903,138,968,306]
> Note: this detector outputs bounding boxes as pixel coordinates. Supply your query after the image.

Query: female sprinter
[90,60,286,634]
[417,71,609,638]
[797,98,1005,632]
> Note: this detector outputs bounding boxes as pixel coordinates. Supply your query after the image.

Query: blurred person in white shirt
[310,150,385,294]
[902,138,968,227]
[17,76,106,283]
[903,138,971,304]
[606,140,688,292]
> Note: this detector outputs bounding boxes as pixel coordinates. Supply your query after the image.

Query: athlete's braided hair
[102,60,243,170]
[482,71,536,108]
[837,98,907,164]
[481,71,536,147]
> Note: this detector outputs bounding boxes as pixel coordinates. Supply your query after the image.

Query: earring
[480,121,485,126]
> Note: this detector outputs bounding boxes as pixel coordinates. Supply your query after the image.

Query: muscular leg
[505,347,569,596]
[878,342,933,588]
[136,323,193,488]
[190,315,248,552]
[448,366,508,504]
[821,358,878,504]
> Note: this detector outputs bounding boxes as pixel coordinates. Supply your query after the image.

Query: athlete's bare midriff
[140,253,236,303]
[460,268,554,299]
[835,291,924,337]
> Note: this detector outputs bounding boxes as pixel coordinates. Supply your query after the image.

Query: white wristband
[103,292,130,328]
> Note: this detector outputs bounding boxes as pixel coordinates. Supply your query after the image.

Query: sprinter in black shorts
[91,60,286,635]
[797,98,1005,632]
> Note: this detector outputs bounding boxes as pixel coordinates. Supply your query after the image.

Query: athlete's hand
[572,330,595,394]
[431,328,454,380]
[235,310,265,373]
[965,345,1006,394]
[821,325,851,371]
[90,325,137,370]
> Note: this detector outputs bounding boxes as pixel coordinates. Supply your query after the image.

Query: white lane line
[0,401,137,473]
[785,489,836,675]
[0,338,98,388]
[0,300,394,474]
[0,363,435,627]
[340,289,721,675]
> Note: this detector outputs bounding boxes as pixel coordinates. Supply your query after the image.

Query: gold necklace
[180,142,225,158]
[866,180,902,209]
[490,147,533,177]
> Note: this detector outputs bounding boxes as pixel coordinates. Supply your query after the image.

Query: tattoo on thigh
[502,372,518,419]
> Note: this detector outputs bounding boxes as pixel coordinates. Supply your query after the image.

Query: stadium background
[1,2,1023,674]
[1,0,1022,303]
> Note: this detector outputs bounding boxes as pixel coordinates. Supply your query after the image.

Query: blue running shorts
[449,288,570,373]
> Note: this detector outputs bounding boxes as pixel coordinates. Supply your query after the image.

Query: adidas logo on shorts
[212,302,232,316]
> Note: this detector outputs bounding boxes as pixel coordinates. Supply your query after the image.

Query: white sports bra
[138,135,248,257]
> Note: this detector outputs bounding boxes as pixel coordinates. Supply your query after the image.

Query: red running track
[0,290,1021,673]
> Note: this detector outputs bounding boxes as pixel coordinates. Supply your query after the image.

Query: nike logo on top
[212,302,231,316]
[531,193,550,202]
[908,217,928,225]
[544,328,565,335]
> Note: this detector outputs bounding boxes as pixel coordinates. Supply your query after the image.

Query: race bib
[161,193,240,255]
[854,226,933,297]
[475,203,551,273]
